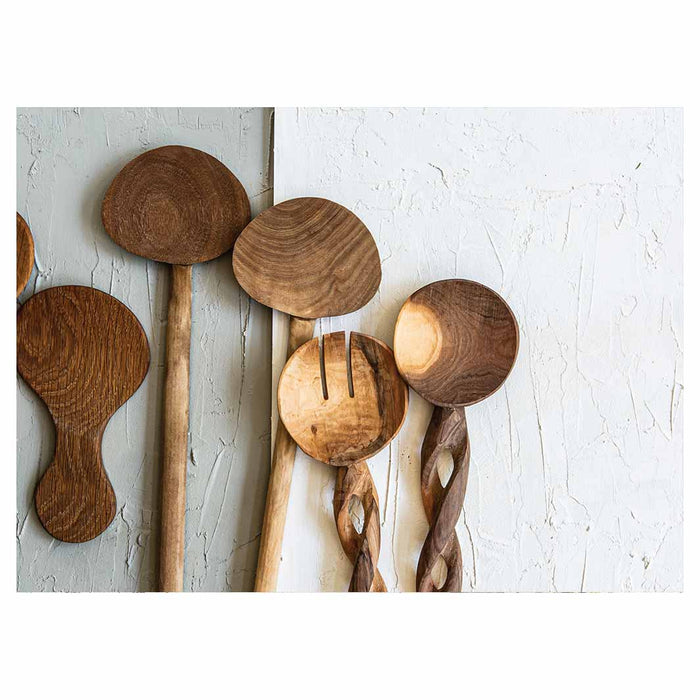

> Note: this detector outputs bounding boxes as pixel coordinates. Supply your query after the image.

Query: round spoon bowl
[233,197,381,319]
[394,279,519,407]
[102,145,250,264]
[278,331,407,466]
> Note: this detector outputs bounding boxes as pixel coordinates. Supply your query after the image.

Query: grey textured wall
[17,108,272,591]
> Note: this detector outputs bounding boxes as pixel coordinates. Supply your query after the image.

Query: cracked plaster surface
[272,107,683,592]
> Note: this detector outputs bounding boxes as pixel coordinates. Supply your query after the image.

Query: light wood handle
[159,264,193,592]
[417,405,470,592]
[254,315,316,592]
[334,461,386,592]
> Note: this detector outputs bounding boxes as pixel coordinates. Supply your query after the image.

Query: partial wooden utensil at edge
[17,286,149,542]
[233,197,381,591]
[17,213,34,297]
[278,331,407,591]
[102,145,250,591]
[393,279,518,591]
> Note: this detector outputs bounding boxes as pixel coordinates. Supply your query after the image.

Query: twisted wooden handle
[334,462,386,592]
[417,405,470,592]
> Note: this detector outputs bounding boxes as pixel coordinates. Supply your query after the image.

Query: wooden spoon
[233,197,381,591]
[278,331,407,591]
[393,279,518,592]
[17,286,149,542]
[102,145,250,591]
[17,213,35,297]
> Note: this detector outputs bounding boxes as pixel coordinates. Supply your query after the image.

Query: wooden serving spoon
[17,213,35,297]
[233,197,381,591]
[102,145,250,591]
[278,331,407,591]
[393,279,519,592]
[17,286,149,542]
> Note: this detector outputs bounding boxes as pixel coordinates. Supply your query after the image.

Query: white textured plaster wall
[17,107,273,591]
[273,107,683,592]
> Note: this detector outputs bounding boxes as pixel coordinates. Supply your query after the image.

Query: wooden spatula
[102,145,250,591]
[233,197,381,591]
[17,285,149,542]
[278,331,407,591]
[17,213,34,297]
[393,279,519,591]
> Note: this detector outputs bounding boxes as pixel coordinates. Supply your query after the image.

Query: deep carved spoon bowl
[393,279,518,591]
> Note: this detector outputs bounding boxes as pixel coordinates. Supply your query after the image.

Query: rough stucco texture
[273,108,683,592]
[17,108,273,591]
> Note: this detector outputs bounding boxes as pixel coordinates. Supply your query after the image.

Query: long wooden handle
[417,405,470,592]
[254,315,316,592]
[334,461,386,592]
[159,264,193,592]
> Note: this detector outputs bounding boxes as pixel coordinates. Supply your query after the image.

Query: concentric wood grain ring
[394,279,519,407]
[102,145,250,265]
[232,197,381,318]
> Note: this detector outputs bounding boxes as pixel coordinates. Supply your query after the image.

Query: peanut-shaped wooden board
[17,286,150,542]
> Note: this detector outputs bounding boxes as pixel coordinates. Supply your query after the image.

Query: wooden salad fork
[277,331,407,591]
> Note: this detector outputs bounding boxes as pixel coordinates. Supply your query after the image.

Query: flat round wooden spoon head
[102,145,250,264]
[394,279,519,407]
[278,331,407,466]
[17,213,34,297]
[233,197,381,318]
[17,286,150,542]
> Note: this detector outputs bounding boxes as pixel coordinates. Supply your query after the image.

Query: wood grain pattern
[232,197,381,319]
[278,332,407,467]
[417,406,469,592]
[159,264,192,591]
[254,316,316,592]
[334,462,386,592]
[102,145,250,265]
[394,279,518,408]
[394,279,518,591]
[17,286,149,543]
[235,197,381,591]
[16,213,34,297]
[103,145,250,591]
[278,331,407,591]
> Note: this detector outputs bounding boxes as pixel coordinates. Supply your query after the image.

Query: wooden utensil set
[16,145,519,593]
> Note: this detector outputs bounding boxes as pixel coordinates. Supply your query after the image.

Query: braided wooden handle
[334,462,386,592]
[417,405,470,592]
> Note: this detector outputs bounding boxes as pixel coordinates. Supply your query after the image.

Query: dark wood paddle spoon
[393,279,519,592]
[278,331,407,591]
[17,286,149,542]
[102,145,250,590]
[233,197,381,591]
[17,213,34,297]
